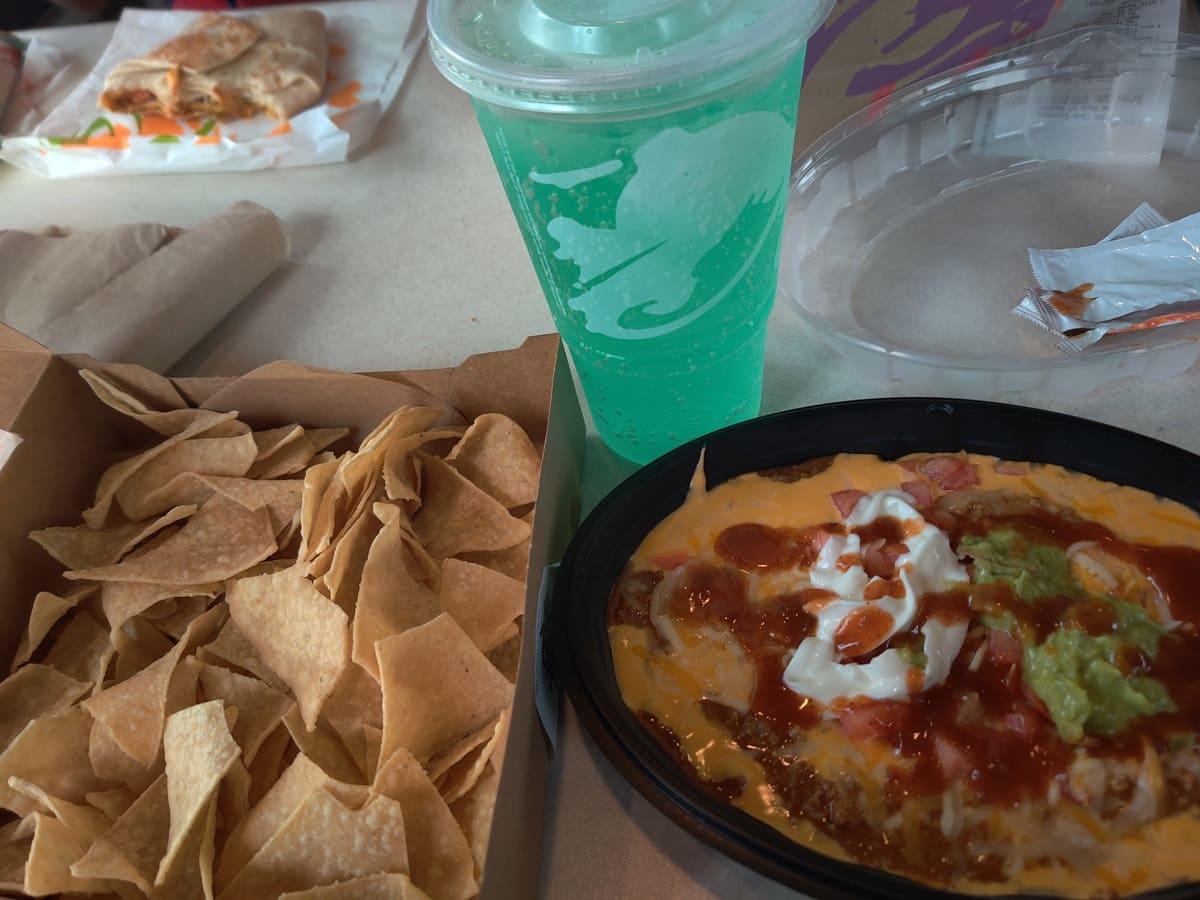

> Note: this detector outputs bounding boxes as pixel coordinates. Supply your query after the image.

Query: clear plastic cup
[429,0,832,463]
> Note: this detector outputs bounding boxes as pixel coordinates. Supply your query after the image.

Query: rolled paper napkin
[0,201,288,372]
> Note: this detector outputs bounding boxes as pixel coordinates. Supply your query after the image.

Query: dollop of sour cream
[782,490,969,705]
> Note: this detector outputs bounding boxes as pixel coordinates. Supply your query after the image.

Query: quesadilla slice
[99,10,327,122]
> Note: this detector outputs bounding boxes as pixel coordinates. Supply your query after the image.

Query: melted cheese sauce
[611,453,1200,897]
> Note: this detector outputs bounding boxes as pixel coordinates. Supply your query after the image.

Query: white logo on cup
[538,111,792,340]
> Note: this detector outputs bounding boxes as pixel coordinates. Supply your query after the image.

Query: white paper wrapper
[1,38,76,137]
[0,34,23,125]
[1014,204,1200,353]
[0,0,422,178]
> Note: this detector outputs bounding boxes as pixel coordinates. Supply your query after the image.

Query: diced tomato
[1021,682,1052,720]
[863,539,907,579]
[986,629,1023,667]
[830,489,865,518]
[900,480,933,507]
[934,734,973,780]
[651,551,690,571]
[834,700,911,742]
[1004,705,1039,738]
[916,456,981,491]
[809,528,833,552]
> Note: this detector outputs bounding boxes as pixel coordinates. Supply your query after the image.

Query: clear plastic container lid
[781,29,1200,397]
[427,0,833,114]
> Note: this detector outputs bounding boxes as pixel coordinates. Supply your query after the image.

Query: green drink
[429,0,831,462]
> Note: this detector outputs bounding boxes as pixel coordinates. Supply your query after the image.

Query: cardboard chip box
[0,322,584,897]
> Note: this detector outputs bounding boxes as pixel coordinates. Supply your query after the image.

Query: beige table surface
[5,18,1200,900]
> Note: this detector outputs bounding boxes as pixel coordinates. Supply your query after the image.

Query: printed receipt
[972,0,1179,164]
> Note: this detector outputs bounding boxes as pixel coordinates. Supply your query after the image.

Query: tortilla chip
[425,721,498,786]
[151,596,215,640]
[307,428,351,456]
[71,775,168,894]
[218,790,409,900]
[250,435,315,481]
[85,606,224,767]
[434,715,505,804]
[68,495,277,586]
[245,724,291,809]
[412,455,530,559]
[0,818,32,892]
[252,425,305,461]
[280,873,432,899]
[321,665,382,776]
[156,701,240,888]
[103,581,223,641]
[218,759,253,831]
[297,454,343,562]
[352,517,441,681]
[449,763,498,881]
[198,664,294,764]
[216,754,328,891]
[0,664,90,749]
[42,609,113,688]
[383,446,422,504]
[227,566,349,732]
[31,504,198,572]
[115,431,257,520]
[250,427,347,481]
[323,511,381,615]
[8,778,111,847]
[83,410,241,529]
[142,475,303,536]
[282,707,364,786]
[154,793,218,900]
[216,754,367,893]
[80,369,243,439]
[199,619,288,693]
[439,560,524,654]
[86,787,138,822]
[485,633,521,684]
[456,537,531,582]
[85,640,189,767]
[10,586,96,672]
[363,725,383,784]
[372,748,476,900]
[377,426,463,504]
[446,414,540,509]
[377,614,513,766]
[112,615,174,679]
[0,706,104,816]
[89,717,159,794]
[24,811,114,895]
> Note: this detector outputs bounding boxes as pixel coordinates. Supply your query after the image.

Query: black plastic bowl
[548,398,1200,900]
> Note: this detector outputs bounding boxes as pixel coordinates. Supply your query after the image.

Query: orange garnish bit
[267,120,293,137]
[86,123,131,150]
[328,80,361,109]
[138,115,182,137]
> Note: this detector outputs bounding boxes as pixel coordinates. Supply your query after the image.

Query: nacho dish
[98,11,327,121]
[0,369,541,899]
[609,452,1200,897]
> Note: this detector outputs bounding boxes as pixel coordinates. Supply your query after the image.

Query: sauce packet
[1013,204,1200,353]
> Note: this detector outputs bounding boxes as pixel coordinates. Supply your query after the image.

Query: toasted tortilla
[99,11,328,121]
